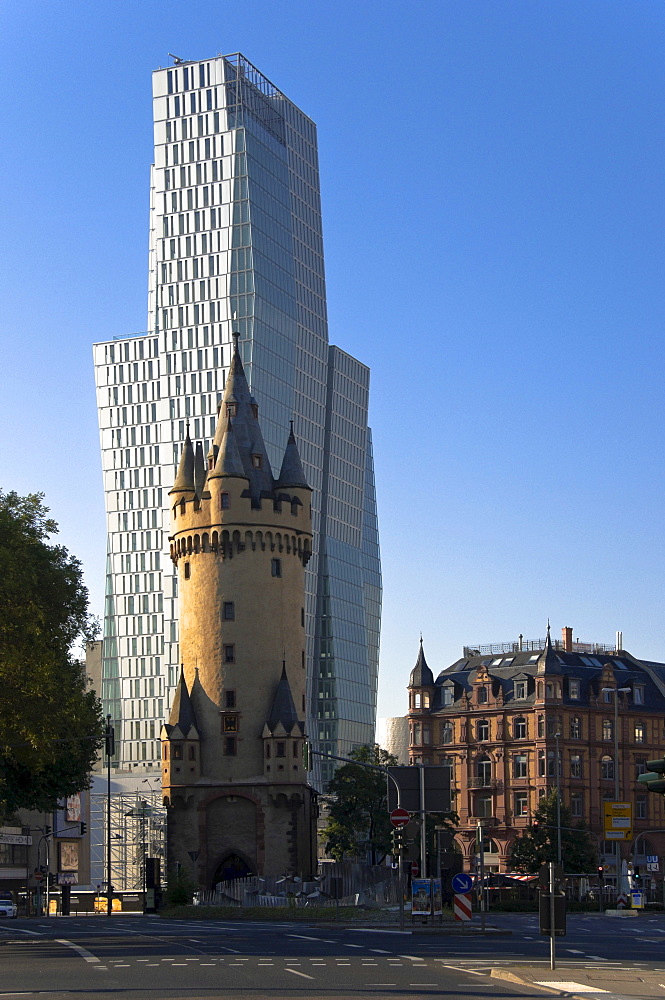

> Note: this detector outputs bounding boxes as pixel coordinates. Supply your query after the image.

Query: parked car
[0,893,17,919]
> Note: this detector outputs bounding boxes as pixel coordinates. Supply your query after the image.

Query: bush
[164,869,197,907]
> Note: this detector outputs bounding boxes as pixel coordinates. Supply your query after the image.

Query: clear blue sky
[1,1,663,722]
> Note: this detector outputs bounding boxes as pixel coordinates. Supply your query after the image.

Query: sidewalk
[491,964,665,999]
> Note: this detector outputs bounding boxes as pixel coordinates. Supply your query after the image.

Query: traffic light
[44,825,52,836]
[597,865,604,881]
[48,872,56,887]
[80,822,87,836]
[638,758,665,794]
[391,827,404,855]
[633,867,641,882]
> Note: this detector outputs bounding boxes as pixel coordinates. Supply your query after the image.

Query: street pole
[45,833,50,917]
[554,732,562,866]
[614,690,620,901]
[106,715,114,918]
[549,861,556,970]
[419,765,426,878]
[477,821,486,933]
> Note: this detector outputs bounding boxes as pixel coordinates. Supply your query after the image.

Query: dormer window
[477,686,488,704]
[442,686,454,707]
[226,403,236,417]
[252,454,262,468]
[514,680,527,700]
[634,685,645,705]
[569,678,580,699]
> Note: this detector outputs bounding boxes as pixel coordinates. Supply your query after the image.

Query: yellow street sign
[604,801,632,841]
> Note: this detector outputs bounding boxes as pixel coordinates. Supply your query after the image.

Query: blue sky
[1,1,663,722]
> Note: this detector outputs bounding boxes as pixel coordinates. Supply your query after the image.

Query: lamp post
[601,686,631,899]
[554,732,562,866]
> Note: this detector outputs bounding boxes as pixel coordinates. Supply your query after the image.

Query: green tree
[322,744,398,863]
[509,789,598,873]
[0,491,104,818]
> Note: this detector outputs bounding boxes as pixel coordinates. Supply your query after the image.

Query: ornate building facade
[407,629,665,873]
[162,336,316,885]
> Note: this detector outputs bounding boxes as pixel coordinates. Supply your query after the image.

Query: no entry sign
[390,807,410,828]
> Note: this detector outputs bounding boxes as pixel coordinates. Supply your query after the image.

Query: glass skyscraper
[93,53,381,787]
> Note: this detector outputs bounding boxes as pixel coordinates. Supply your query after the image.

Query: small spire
[409,638,434,687]
[209,416,246,480]
[276,421,310,489]
[169,430,195,495]
[266,663,300,733]
[166,666,198,736]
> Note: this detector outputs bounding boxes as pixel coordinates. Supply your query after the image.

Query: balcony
[467,777,503,791]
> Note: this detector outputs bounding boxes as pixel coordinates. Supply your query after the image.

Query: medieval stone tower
[161,336,317,887]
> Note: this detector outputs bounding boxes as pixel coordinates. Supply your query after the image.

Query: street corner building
[161,336,317,884]
[406,627,665,873]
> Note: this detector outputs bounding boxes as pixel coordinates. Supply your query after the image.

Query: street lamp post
[554,732,562,866]
[602,686,631,900]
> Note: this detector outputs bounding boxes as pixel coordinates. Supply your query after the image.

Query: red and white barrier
[454,892,472,921]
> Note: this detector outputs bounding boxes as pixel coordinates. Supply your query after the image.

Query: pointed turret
[165,667,198,737]
[276,422,309,490]
[266,663,301,734]
[210,334,273,500]
[169,429,195,496]
[194,441,207,498]
[538,620,559,673]
[409,637,434,687]
[208,415,247,481]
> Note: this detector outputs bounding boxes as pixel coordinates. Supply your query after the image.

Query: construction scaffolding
[90,789,166,892]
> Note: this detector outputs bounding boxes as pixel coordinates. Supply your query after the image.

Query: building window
[569,679,580,699]
[514,791,528,817]
[634,722,645,743]
[188,744,196,760]
[271,558,281,577]
[634,685,645,705]
[547,716,561,737]
[412,723,421,746]
[570,753,582,778]
[173,743,183,760]
[636,796,647,820]
[413,692,421,709]
[422,726,431,745]
[570,716,581,739]
[224,644,235,663]
[223,716,237,732]
[602,719,614,741]
[477,686,488,704]
[513,717,527,739]
[422,692,431,709]
[223,601,235,620]
[635,757,647,778]
[538,715,545,738]
[513,753,528,779]
[514,680,527,700]
[601,755,614,780]
[184,562,191,580]
[225,689,236,709]
[276,742,286,758]
[220,492,229,510]
[252,454,262,468]
[603,688,613,703]
[476,755,492,785]
[442,685,454,706]
[476,720,489,742]
[224,736,236,756]
[571,792,583,817]
[475,794,493,819]
[441,721,453,744]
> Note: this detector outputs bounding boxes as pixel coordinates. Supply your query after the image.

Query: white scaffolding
[90,789,166,891]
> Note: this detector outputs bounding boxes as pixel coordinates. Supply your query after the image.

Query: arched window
[601,755,614,780]
[477,719,489,742]
[441,721,453,744]
[422,692,431,709]
[476,755,492,785]
[513,717,527,739]
[413,692,421,709]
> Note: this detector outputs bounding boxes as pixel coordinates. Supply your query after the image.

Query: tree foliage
[322,744,398,863]
[509,789,598,874]
[0,491,104,818]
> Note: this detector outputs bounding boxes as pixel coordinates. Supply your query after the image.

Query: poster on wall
[411,879,432,916]
[59,841,79,872]
[65,794,81,823]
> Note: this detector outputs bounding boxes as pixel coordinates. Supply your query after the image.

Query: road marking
[566,950,585,954]
[285,968,314,979]
[587,956,609,962]
[0,928,41,937]
[410,985,437,988]
[371,948,391,953]
[344,943,362,948]
[55,939,99,963]
[535,983,610,993]
[287,933,324,941]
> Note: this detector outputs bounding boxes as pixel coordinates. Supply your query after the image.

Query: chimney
[616,630,623,652]
[562,626,573,653]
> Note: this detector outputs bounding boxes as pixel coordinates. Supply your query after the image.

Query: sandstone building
[407,628,665,873]
[162,336,316,885]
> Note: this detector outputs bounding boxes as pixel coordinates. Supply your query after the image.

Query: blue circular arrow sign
[451,872,473,894]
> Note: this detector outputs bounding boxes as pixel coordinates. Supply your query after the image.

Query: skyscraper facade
[93,53,381,787]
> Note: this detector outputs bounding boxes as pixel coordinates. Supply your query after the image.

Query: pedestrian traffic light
[80,822,87,836]
[44,825,51,836]
[633,867,641,882]
[638,758,665,794]
[597,865,604,879]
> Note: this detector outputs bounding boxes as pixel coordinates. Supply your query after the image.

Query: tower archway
[212,852,254,886]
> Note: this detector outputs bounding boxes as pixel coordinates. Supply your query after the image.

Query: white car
[0,894,17,919]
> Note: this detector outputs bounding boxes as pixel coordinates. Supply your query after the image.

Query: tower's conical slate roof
[167,667,198,737]
[409,638,434,687]
[276,422,309,489]
[170,431,195,495]
[210,336,273,500]
[266,664,300,733]
[208,416,246,480]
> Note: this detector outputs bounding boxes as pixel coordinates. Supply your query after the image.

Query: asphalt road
[0,912,662,999]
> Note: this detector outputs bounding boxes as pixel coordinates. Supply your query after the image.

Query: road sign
[33,873,44,882]
[452,872,473,894]
[390,807,410,828]
[411,860,419,877]
[604,802,632,841]
[454,893,472,922]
